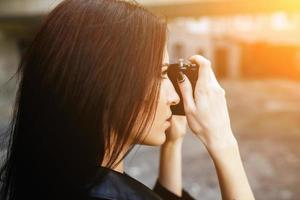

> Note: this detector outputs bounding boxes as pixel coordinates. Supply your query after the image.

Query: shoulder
[86,167,162,200]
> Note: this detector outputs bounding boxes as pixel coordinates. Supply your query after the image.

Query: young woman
[0,0,255,199]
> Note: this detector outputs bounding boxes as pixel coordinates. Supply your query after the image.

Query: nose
[167,80,180,106]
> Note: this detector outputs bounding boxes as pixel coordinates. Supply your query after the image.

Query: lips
[166,115,172,122]
[164,115,172,129]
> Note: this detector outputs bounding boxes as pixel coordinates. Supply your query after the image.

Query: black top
[86,166,195,200]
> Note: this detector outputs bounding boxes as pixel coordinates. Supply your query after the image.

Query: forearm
[207,137,255,200]
[158,139,183,196]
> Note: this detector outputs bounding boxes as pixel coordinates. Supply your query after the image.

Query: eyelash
[161,70,168,79]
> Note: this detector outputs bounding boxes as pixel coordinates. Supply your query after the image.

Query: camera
[167,58,199,115]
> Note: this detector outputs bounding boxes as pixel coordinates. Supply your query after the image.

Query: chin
[139,131,166,146]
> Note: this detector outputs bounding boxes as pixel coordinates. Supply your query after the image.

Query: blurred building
[167,13,300,80]
[145,0,300,80]
[0,0,300,80]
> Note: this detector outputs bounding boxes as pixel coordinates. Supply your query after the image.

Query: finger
[177,73,196,113]
[189,55,223,90]
[188,55,211,85]
[173,115,187,125]
[209,65,222,88]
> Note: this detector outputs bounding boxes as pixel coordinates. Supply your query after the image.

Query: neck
[101,133,132,174]
[113,161,124,173]
[101,150,125,174]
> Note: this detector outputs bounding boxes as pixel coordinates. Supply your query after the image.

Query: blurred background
[0,0,300,199]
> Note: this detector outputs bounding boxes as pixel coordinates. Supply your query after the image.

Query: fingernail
[176,71,185,83]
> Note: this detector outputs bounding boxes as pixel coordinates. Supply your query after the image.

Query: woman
[0,0,255,199]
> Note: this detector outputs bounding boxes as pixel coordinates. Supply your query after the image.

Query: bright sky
[137,0,205,6]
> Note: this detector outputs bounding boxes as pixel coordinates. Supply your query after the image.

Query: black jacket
[86,166,195,200]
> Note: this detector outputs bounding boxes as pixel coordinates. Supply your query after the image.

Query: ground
[125,79,300,200]
[0,79,300,200]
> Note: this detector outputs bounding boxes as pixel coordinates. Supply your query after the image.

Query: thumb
[177,72,196,113]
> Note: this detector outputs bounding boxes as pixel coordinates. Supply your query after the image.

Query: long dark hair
[0,0,167,199]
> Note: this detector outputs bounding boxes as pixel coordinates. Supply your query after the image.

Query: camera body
[167,58,199,115]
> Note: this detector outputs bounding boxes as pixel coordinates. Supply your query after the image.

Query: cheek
[135,112,167,146]
[139,92,168,146]
[139,132,166,147]
[141,123,166,146]
[134,83,169,146]
[131,116,167,146]
[155,82,168,119]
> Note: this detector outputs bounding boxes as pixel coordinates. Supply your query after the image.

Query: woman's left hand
[159,115,187,196]
[164,115,188,143]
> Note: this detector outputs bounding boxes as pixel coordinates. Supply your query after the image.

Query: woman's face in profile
[137,45,180,146]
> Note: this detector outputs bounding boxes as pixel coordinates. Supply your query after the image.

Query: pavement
[1,79,300,200]
[125,79,300,200]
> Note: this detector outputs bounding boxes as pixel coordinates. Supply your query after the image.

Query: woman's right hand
[177,55,255,200]
[177,55,237,151]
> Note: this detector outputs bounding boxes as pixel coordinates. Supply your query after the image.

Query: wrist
[205,134,239,159]
[162,137,184,148]
[160,139,183,157]
[208,142,240,164]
